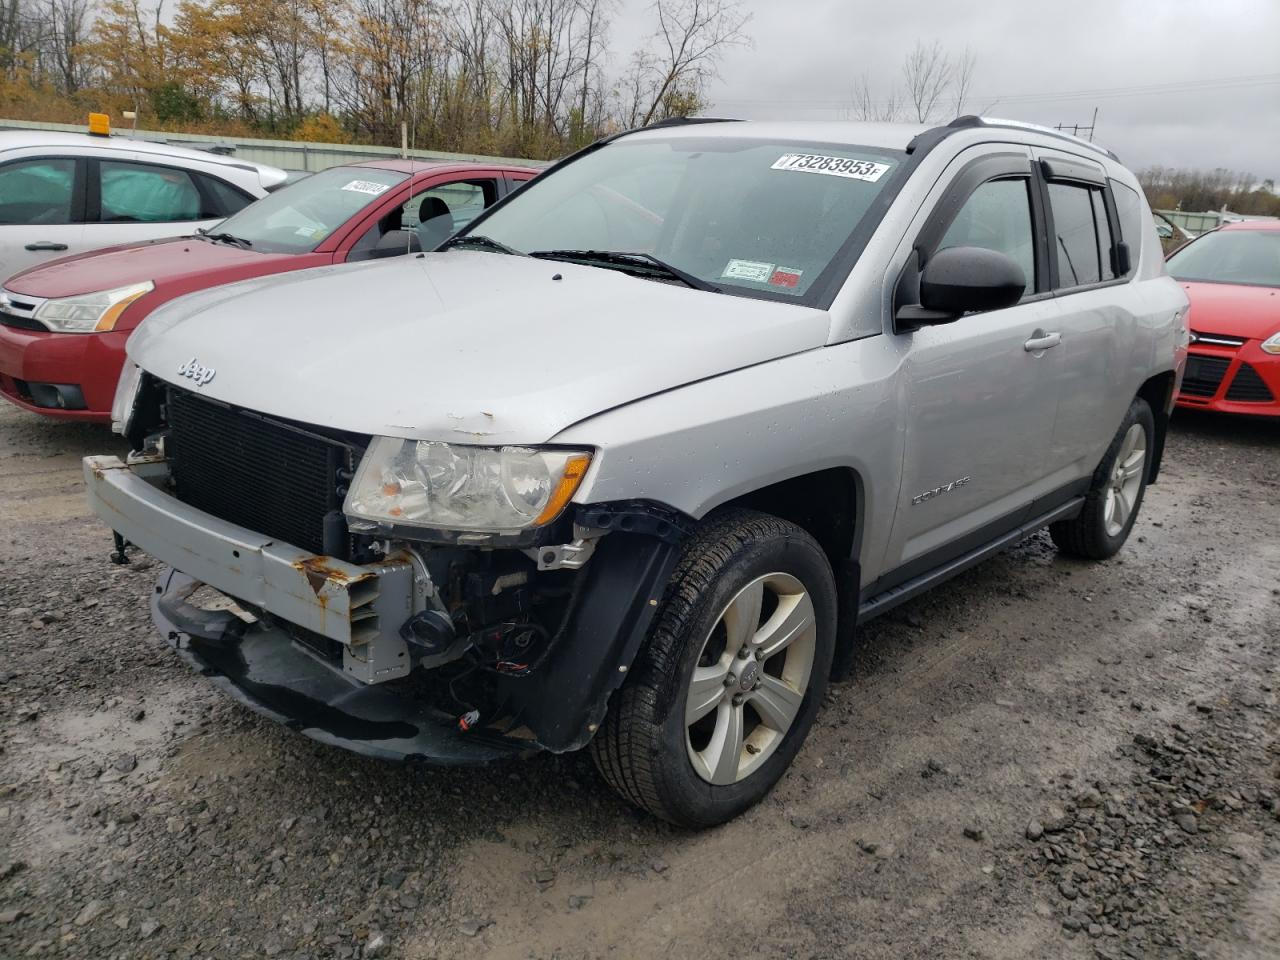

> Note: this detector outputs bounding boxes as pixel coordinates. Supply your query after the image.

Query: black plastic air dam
[151,568,531,766]
[495,531,682,752]
[149,526,685,763]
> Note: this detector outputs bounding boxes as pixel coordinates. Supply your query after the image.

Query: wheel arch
[710,466,865,681]
[710,466,863,565]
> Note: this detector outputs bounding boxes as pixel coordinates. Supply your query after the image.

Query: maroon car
[0,159,537,421]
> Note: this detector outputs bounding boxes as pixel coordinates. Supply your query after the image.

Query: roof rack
[642,116,743,130]
[910,114,1120,163]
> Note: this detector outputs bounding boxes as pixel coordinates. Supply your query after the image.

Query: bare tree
[951,45,976,116]
[902,39,952,123]
[849,71,900,122]
[622,0,749,127]
[0,0,46,78]
[574,0,610,142]
[43,0,91,91]
[847,41,977,124]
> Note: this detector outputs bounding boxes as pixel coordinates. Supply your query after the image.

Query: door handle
[25,241,69,252]
[1024,331,1062,352]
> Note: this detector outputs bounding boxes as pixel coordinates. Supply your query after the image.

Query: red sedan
[1168,221,1280,416]
[0,159,536,421]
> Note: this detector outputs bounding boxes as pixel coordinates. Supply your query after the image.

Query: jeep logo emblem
[177,357,215,386]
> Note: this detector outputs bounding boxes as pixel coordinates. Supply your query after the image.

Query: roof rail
[910,114,1120,163]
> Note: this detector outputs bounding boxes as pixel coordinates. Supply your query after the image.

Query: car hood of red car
[1181,280,1280,341]
[4,237,298,299]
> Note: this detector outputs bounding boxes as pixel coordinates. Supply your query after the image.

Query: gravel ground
[0,402,1276,960]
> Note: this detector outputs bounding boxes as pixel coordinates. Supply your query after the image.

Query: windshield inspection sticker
[722,259,775,283]
[771,154,891,182]
[341,179,391,195]
[769,266,804,288]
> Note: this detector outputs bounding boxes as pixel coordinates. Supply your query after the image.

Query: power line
[711,72,1280,111]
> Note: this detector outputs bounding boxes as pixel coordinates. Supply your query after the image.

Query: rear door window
[99,160,204,222]
[0,158,77,225]
[1047,182,1118,288]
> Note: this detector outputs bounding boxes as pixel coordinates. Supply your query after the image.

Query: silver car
[0,129,287,279]
[87,117,1187,826]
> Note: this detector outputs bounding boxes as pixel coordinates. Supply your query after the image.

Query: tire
[1050,397,1155,561]
[591,509,837,828]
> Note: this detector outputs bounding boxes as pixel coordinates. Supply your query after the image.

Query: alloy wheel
[684,572,817,785]
[1104,422,1147,537]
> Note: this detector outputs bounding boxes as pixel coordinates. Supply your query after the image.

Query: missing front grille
[165,388,366,556]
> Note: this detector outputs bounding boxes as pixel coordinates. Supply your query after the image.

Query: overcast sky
[613,0,1280,184]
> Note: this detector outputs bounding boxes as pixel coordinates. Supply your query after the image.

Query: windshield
[1167,228,1280,288]
[462,135,905,302]
[211,166,408,253]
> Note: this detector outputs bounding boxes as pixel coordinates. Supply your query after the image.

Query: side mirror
[897,246,1026,328]
[370,229,421,259]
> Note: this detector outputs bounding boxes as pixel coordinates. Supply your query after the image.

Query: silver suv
[87,118,1187,826]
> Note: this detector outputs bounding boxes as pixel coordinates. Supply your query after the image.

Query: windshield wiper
[198,230,253,249]
[439,234,520,255]
[527,250,719,292]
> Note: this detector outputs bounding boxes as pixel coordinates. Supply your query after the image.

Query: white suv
[0,130,287,280]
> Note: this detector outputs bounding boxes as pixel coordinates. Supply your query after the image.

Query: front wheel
[1050,397,1154,560]
[591,510,836,827]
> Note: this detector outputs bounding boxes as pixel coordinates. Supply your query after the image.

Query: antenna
[1054,107,1099,142]
[407,94,419,257]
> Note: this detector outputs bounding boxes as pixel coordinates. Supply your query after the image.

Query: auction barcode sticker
[771,154,891,182]
[341,180,392,195]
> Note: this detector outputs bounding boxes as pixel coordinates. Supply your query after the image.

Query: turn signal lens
[95,287,152,331]
[534,454,592,526]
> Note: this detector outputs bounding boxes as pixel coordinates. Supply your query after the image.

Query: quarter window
[937,177,1036,290]
[1048,182,1117,288]
[1091,191,1115,281]
[197,175,254,216]
[99,160,203,222]
[0,158,76,225]
[1109,179,1143,267]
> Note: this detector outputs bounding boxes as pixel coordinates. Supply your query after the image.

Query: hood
[5,237,296,299]
[1181,281,1280,341]
[129,251,831,444]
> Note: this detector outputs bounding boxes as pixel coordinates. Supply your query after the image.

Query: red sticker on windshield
[769,267,803,288]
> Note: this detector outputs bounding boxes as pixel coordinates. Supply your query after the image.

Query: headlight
[111,362,143,436]
[345,438,592,533]
[34,281,154,333]
[1262,332,1280,355]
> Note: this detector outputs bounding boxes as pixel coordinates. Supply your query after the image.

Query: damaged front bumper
[83,455,683,762]
[152,567,531,764]
[85,455,416,685]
